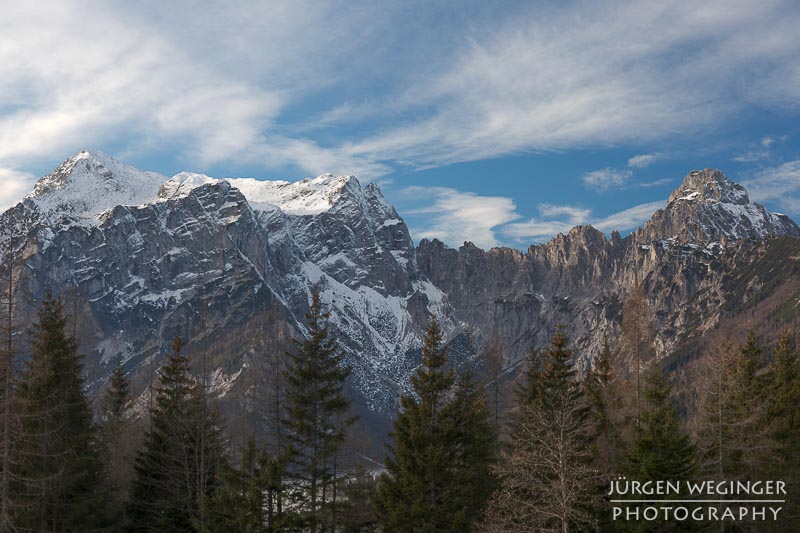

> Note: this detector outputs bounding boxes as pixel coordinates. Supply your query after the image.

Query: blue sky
[2,1,800,249]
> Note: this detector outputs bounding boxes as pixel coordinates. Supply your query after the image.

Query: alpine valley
[1,151,799,433]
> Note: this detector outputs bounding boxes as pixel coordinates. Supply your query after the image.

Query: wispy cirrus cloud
[742,160,800,215]
[592,201,665,233]
[503,200,663,244]
[582,168,633,191]
[403,186,521,249]
[627,153,661,168]
[403,185,665,248]
[4,1,800,187]
[733,135,789,163]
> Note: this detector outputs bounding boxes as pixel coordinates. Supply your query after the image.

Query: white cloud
[504,200,664,244]
[537,204,591,224]
[582,168,633,191]
[592,201,665,233]
[502,219,578,244]
[733,134,789,163]
[0,168,36,211]
[742,160,800,215]
[627,153,661,168]
[403,186,521,249]
[335,1,800,170]
[2,0,800,206]
[406,183,664,247]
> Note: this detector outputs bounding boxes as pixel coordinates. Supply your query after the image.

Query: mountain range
[1,151,798,432]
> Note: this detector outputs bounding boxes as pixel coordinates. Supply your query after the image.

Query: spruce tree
[13,291,108,530]
[206,437,270,532]
[128,336,223,532]
[283,291,354,532]
[376,317,460,531]
[449,372,497,530]
[0,210,19,530]
[101,363,138,524]
[767,330,800,526]
[104,364,129,419]
[620,365,696,531]
[585,335,624,476]
[699,332,770,482]
[482,327,601,532]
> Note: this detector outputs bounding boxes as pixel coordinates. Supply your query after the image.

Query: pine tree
[13,291,109,530]
[619,365,696,532]
[283,291,355,532]
[0,210,17,529]
[584,335,624,477]
[101,364,139,524]
[448,372,497,530]
[206,437,270,532]
[510,346,543,435]
[104,364,129,420]
[767,330,800,526]
[376,317,460,531]
[482,327,602,532]
[698,332,770,483]
[128,336,223,532]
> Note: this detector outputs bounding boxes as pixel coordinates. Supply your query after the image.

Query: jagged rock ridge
[1,153,798,431]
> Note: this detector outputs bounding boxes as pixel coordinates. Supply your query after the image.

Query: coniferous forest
[1,275,799,531]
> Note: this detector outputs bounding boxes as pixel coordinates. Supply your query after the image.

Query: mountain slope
[1,153,798,434]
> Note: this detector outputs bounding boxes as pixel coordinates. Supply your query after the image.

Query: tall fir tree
[128,336,223,532]
[377,317,498,532]
[13,291,108,530]
[0,210,17,529]
[101,364,139,525]
[283,290,355,532]
[206,437,271,532]
[767,330,800,527]
[698,332,770,485]
[482,327,601,532]
[584,335,624,477]
[619,364,696,532]
[448,372,497,530]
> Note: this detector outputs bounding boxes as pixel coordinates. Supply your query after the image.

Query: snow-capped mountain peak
[638,169,799,245]
[667,168,749,205]
[157,171,360,216]
[26,150,166,225]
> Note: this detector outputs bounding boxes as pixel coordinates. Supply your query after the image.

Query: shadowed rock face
[1,154,798,434]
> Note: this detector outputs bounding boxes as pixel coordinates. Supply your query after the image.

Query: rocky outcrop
[1,155,798,432]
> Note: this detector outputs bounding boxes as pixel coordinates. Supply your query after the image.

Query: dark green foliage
[514,346,543,411]
[337,466,379,532]
[623,365,696,482]
[283,290,355,531]
[206,438,270,532]
[767,330,800,526]
[104,364,129,420]
[619,365,696,532]
[449,373,497,530]
[100,363,137,524]
[482,327,601,532]
[13,292,109,530]
[377,318,498,532]
[127,336,223,532]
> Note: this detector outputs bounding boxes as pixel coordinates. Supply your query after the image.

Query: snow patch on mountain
[27,150,166,225]
[160,171,358,216]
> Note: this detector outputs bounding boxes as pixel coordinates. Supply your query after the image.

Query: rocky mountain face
[1,152,798,432]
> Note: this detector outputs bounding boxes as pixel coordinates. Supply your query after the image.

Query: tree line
[1,280,799,530]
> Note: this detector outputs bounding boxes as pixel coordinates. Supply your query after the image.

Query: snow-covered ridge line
[161,171,359,216]
[23,150,360,224]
